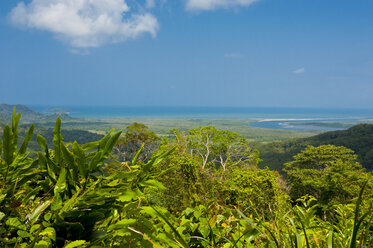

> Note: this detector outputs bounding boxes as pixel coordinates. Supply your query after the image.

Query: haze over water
[33,105,373,119]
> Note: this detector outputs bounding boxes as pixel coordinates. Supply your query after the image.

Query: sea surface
[31,105,373,131]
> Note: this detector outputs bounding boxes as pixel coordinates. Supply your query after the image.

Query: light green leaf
[0,212,5,221]
[102,131,122,160]
[118,190,142,202]
[63,240,87,248]
[132,143,144,165]
[35,240,50,248]
[72,142,87,177]
[53,117,62,165]
[40,227,56,242]
[6,217,26,230]
[17,230,32,238]
[3,124,14,165]
[27,199,52,225]
[139,179,166,190]
[0,194,6,204]
[18,124,34,155]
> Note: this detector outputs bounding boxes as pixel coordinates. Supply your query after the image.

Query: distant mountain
[0,104,43,121]
[0,104,73,122]
[257,124,373,171]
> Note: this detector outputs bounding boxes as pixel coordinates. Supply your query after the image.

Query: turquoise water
[249,120,347,131]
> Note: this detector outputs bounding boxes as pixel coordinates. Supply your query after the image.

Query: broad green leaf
[82,141,99,151]
[132,143,145,165]
[72,142,87,177]
[30,224,41,234]
[147,206,190,248]
[295,234,302,248]
[107,179,120,187]
[63,240,87,248]
[35,240,50,248]
[61,143,79,182]
[327,231,334,248]
[37,135,48,152]
[54,167,67,195]
[18,124,34,155]
[53,117,62,165]
[59,187,84,215]
[97,129,114,152]
[0,212,5,221]
[52,168,67,210]
[17,230,32,238]
[118,190,142,202]
[6,217,26,230]
[3,124,14,165]
[88,151,102,172]
[142,147,176,175]
[139,179,166,190]
[102,131,122,160]
[11,109,21,154]
[0,194,6,204]
[27,199,52,225]
[152,146,176,166]
[39,227,56,242]
[108,219,137,231]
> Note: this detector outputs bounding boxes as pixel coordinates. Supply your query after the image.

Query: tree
[187,126,260,171]
[221,166,289,219]
[113,122,160,163]
[188,126,217,169]
[284,145,372,215]
[211,130,261,171]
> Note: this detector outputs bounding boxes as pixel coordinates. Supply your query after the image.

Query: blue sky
[0,0,372,108]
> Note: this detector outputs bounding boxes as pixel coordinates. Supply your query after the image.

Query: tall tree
[188,126,260,171]
[113,122,160,163]
[284,145,372,215]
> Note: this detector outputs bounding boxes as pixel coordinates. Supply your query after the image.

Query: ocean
[31,105,373,131]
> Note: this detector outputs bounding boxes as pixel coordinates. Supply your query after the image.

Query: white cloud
[9,0,159,48]
[186,0,259,11]
[293,67,305,74]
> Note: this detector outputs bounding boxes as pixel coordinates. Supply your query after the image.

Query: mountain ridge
[257,124,373,171]
[0,104,72,122]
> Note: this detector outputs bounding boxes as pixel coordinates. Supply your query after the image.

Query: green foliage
[0,110,180,247]
[221,166,288,219]
[153,151,221,214]
[284,145,373,215]
[258,124,373,171]
[188,126,260,170]
[154,128,287,221]
[109,123,161,172]
[1,109,372,248]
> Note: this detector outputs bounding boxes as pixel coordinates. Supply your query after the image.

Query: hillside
[0,104,73,122]
[0,104,43,120]
[257,124,373,171]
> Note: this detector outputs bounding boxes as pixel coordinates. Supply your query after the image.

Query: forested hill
[257,124,373,171]
[0,104,72,122]
[0,104,42,120]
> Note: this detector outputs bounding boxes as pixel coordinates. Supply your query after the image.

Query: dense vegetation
[257,124,373,171]
[1,110,372,247]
